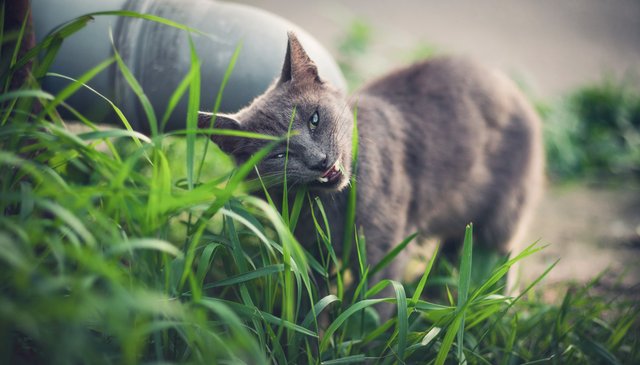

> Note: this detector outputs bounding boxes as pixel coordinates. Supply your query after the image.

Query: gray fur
[199,32,543,301]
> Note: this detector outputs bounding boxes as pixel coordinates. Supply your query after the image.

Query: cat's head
[199,32,353,192]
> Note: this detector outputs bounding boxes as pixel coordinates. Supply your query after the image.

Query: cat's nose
[310,153,329,171]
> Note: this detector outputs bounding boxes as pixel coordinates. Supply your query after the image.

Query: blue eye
[308,111,319,131]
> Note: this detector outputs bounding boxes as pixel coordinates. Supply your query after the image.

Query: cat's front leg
[353,212,411,322]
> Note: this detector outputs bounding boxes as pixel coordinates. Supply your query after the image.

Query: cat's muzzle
[317,160,342,184]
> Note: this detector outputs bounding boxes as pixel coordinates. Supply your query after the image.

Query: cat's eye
[270,152,286,159]
[308,111,319,131]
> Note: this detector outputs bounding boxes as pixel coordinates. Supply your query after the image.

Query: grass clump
[543,79,640,180]
[1,10,639,365]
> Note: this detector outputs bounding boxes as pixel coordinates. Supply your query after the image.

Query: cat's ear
[198,111,242,155]
[279,31,322,85]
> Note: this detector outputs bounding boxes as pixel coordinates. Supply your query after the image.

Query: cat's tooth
[318,177,328,183]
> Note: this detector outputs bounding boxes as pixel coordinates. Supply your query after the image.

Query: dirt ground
[236,0,640,290]
[519,183,640,292]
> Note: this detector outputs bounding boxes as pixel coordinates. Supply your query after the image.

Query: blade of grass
[228,200,267,235]
[255,167,278,209]
[185,36,201,190]
[294,294,342,358]
[204,264,284,289]
[7,15,92,80]
[301,294,341,330]
[178,221,207,292]
[197,299,267,364]
[369,232,417,277]
[361,319,395,345]
[35,199,96,248]
[32,34,64,84]
[89,10,204,35]
[0,151,70,193]
[190,139,282,232]
[360,279,409,360]
[342,106,358,265]
[501,313,518,365]
[288,186,307,232]
[146,149,172,230]
[322,354,370,364]
[280,107,297,352]
[242,196,315,332]
[196,242,221,287]
[607,308,639,350]
[320,298,388,352]
[109,31,158,137]
[196,41,242,182]
[221,208,270,352]
[576,332,622,365]
[76,129,151,144]
[436,313,463,365]
[310,196,343,297]
[187,127,281,141]
[206,298,317,338]
[107,238,184,258]
[457,224,474,364]
[281,106,297,226]
[354,228,367,291]
[410,244,438,306]
[159,66,193,133]
[8,7,29,68]
[46,72,145,150]
[350,267,370,305]
[218,208,272,257]
[0,89,54,103]
[392,280,408,360]
[470,254,559,355]
[470,240,549,302]
[38,58,116,120]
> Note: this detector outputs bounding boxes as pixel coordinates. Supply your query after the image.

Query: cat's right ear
[279,31,321,85]
[198,111,242,155]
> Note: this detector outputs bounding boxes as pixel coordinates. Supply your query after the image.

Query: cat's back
[359,54,541,168]
[361,55,530,120]
[361,55,471,97]
[357,55,543,245]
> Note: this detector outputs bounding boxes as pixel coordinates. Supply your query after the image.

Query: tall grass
[1,11,638,365]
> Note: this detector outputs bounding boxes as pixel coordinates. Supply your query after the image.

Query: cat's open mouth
[317,160,342,185]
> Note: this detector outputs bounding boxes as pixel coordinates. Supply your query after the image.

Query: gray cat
[199,32,543,305]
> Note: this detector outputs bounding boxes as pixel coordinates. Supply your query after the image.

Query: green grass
[540,78,640,181]
[1,11,639,365]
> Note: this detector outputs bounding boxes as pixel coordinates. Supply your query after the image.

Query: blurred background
[233,0,640,293]
[235,0,640,98]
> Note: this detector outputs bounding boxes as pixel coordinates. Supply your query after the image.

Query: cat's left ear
[279,31,322,85]
[198,111,243,155]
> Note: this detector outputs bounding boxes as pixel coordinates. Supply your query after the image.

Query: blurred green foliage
[336,19,372,91]
[543,79,640,180]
